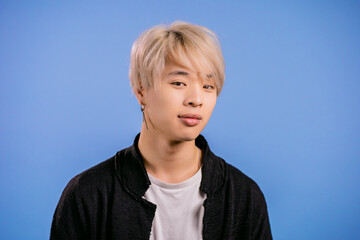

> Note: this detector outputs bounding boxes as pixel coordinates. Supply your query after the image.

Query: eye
[171,82,186,87]
[203,84,214,90]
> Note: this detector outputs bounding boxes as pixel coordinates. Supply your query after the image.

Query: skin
[135,60,217,183]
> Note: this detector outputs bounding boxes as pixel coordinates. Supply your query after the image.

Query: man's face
[140,61,217,142]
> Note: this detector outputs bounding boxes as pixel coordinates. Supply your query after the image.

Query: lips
[178,114,202,126]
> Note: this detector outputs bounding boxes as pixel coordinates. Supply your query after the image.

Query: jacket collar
[114,133,227,200]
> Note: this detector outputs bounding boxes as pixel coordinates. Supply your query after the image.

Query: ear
[135,88,144,105]
[134,85,144,105]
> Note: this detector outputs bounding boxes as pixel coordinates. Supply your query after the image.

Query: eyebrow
[167,71,214,80]
[167,71,189,76]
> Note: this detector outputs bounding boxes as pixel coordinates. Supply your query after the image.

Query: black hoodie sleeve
[50,176,89,240]
[250,187,272,240]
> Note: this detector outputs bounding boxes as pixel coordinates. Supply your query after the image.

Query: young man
[51,21,272,240]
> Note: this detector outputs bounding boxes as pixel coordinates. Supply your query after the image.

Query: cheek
[152,88,183,107]
[206,97,217,115]
[147,92,180,121]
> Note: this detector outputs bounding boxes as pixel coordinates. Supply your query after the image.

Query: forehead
[163,61,214,83]
[165,51,213,78]
[164,61,194,75]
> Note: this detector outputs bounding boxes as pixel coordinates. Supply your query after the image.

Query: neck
[138,126,202,184]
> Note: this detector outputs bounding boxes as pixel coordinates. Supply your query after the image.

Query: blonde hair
[129,21,225,95]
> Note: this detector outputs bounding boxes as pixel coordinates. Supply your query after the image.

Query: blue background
[1,1,359,239]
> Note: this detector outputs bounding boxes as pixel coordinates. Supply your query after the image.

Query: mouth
[178,114,202,126]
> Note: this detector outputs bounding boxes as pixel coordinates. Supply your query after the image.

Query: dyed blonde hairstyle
[129,21,225,95]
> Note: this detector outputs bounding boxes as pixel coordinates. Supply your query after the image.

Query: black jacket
[50,134,272,240]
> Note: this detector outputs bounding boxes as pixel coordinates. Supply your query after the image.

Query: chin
[178,135,197,142]
[173,129,201,142]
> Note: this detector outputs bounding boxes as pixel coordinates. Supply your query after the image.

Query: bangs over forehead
[129,21,225,95]
[166,41,216,84]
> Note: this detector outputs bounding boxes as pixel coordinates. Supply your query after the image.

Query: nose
[184,85,202,107]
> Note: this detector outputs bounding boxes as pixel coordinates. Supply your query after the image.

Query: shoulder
[60,155,117,202]
[224,162,267,202]
[51,155,121,238]
[224,164,272,238]
[53,154,120,223]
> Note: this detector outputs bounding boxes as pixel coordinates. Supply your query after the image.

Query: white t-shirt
[143,168,206,240]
